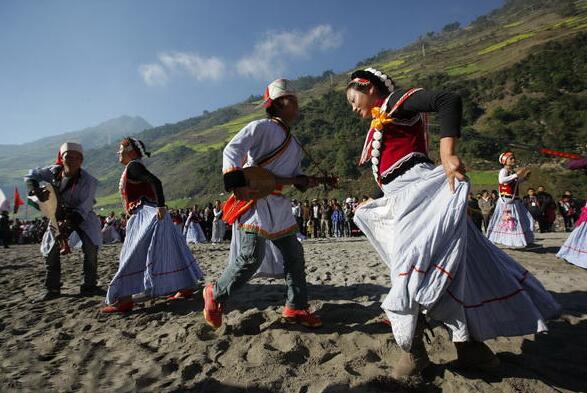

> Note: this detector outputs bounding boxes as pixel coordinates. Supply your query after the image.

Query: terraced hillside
[18,0,587,212]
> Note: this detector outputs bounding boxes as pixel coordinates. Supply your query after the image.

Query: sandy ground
[0,232,586,393]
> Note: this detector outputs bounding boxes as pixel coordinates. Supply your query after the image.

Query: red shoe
[101,299,134,313]
[168,288,194,300]
[203,284,223,329]
[282,306,322,328]
[377,314,392,327]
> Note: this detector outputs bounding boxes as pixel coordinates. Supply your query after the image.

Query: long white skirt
[211,220,226,243]
[556,222,587,268]
[105,204,204,304]
[184,222,207,244]
[102,224,121,244]
[486,197,534,248]
[354,163,560,350]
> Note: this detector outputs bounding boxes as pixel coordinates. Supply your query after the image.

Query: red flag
[13,186,24,214]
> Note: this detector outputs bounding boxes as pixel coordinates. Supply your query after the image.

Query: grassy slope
[82,0,587,209]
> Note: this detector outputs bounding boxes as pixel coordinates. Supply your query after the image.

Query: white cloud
[139,52,225,86]
[158,52,226,81]
[138,63,169,86]
[237,24,343,79]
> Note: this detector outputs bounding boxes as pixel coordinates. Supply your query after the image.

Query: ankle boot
[454,341,500,370]
[391,314,431,379]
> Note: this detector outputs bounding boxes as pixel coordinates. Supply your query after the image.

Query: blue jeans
[213,230,308,309]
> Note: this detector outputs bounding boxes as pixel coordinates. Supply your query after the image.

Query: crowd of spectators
[1,186,584,248]
[467,185,585,234]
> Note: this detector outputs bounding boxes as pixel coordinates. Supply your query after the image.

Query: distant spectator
[537,186,556,232]
[559,191,580,232]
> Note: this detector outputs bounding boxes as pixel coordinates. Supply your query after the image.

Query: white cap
[262,78,296,108]
[60,142,83,156]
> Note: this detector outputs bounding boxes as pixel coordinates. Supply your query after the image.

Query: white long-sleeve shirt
[222,119,303,239]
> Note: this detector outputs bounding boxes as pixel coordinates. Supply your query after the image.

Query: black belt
[380,155,433,185]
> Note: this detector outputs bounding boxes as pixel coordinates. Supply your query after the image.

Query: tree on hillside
[442,22,461,33]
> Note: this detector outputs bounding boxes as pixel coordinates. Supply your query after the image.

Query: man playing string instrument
[203,79,324,329]
[25,142,102,302]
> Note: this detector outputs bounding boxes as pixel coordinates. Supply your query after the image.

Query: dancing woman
[346,67,560,379]
[211,200,226,243]
[486,152,534,248]
[102,138,204,313]
[557,157,587,267]
[184,206,207,244]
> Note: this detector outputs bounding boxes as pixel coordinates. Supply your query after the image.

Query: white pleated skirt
[557,223,587,268]
[105,204,204,304]
[184,222,207,243]
[486,197,534,248]
[354,163,560,350]
[102,225,121,244]
[211,220,226,243]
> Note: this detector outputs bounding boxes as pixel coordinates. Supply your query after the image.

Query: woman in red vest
[486,151,534,247]
[102,137,204,313]
[346,68,560,379]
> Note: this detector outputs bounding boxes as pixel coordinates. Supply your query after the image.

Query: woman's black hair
[347,68,395,97]
[123,137,151,158]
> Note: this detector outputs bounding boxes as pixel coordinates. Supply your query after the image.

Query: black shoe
[32,290,61,303]
[79,285,105,297]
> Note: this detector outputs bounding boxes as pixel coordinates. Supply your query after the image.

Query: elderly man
[25,142,102,301]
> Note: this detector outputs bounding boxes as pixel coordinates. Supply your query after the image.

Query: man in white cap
[202,78,323,329]
[25,142,102,302]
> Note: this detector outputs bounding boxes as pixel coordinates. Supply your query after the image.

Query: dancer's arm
[498,168,518,184]
[392,89,465,192]
[440,137,466,193]
[127,161,166,219]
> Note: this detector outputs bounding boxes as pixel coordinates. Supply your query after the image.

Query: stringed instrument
[222,166,339,225]
[36,184,72,255]
[241,166,338,200]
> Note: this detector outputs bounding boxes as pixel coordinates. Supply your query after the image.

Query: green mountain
[0,115,152,196]
[84,0,587,209]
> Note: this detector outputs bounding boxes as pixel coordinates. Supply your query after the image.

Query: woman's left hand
[156,207,167,220]
[442,154,467,193]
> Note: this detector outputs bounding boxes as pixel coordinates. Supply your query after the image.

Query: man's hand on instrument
[156,207,167,220]
[31,187,50,202]
[233,186,260,201]
[441,154,467,193]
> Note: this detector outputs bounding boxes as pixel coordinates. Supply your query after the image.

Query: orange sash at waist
[222,186,283,225]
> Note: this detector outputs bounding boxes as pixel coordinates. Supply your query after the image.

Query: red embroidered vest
[499,176,519,197]
[378,114,429,179]
[119,164,158,213]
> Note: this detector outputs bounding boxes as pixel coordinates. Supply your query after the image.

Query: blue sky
[0,0,503,144]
